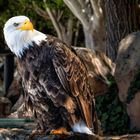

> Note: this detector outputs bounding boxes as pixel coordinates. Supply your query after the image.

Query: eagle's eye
[13,22,19,27]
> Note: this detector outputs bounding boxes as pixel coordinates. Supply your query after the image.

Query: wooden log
[33,134,100,140]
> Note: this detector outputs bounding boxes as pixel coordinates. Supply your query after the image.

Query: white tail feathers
[72,120,94,135]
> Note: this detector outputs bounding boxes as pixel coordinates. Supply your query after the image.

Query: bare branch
[57,11,64,22]
[89,0,101,18]
[43,3,63,40]
[83,27,95,50]
[32,2,49,21]
[74,21,80,46]
[78,0,93,19]
[63,0,90,29]
[66,16,74,45]
[77,0,85,8]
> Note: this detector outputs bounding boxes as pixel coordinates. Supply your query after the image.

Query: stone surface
[127,91,140,129]
[0,126,140,140]
[0,97,12,117]
[115,31,140,129]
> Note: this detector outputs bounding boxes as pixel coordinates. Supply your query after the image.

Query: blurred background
[0,0,140,138]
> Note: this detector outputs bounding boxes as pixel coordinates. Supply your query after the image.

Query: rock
[0,126,140,140]
[115,31,140,129]
[32,134,100,140]
[127,91,140,129]
[0,97,12,116]
[0,126,100,140]
[0,128,32,140]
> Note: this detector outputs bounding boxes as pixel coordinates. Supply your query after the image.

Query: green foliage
[46,0,64,10]
[106,75,116,87]
[96,82,130,135]
[43,0,74,29]
[0,0,48,44]
[0,0,84,48]
[127,68,140,103]
[0,0,63,48]
[0,0,77,47]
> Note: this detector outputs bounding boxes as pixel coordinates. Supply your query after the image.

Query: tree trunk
[83,27,95,50]
[64,0,106,52]
[103,0,139,61]
[32,1,75,46]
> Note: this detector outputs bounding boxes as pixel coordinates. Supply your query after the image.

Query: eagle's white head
[3,16,46,57]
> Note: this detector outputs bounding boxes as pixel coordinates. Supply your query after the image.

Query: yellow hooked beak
[18,20,34,31]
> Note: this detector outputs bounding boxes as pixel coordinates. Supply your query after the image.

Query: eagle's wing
[52,58,71,93]
[52,42,95,129]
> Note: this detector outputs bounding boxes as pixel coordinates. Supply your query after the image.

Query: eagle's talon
[50,127,71,135]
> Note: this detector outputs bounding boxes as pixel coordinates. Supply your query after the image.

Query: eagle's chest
[18,45,67,109]
[18,60,66,125]
[20,64,51,94]
[18,56,58,98]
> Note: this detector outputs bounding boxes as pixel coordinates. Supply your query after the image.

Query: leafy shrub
[96,82,130,135]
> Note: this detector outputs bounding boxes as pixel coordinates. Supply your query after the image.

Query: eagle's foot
[50,127,72,135]
[28,129,45,140]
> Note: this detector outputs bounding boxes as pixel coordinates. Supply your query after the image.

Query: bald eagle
[3,16,96,135]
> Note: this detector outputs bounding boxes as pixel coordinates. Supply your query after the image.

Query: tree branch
[83,27,95,50]
[63,0,90,29]
[78,0,93,19]
[77,0,85,8]
[43,3,63,40]
[66,15,74,45]
[89,0,102,19]
[57,11,64,22]
[74,21,80,46]
[32,2,49,21]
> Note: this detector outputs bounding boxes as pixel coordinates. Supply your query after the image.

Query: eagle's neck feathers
[5,30,46,58]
